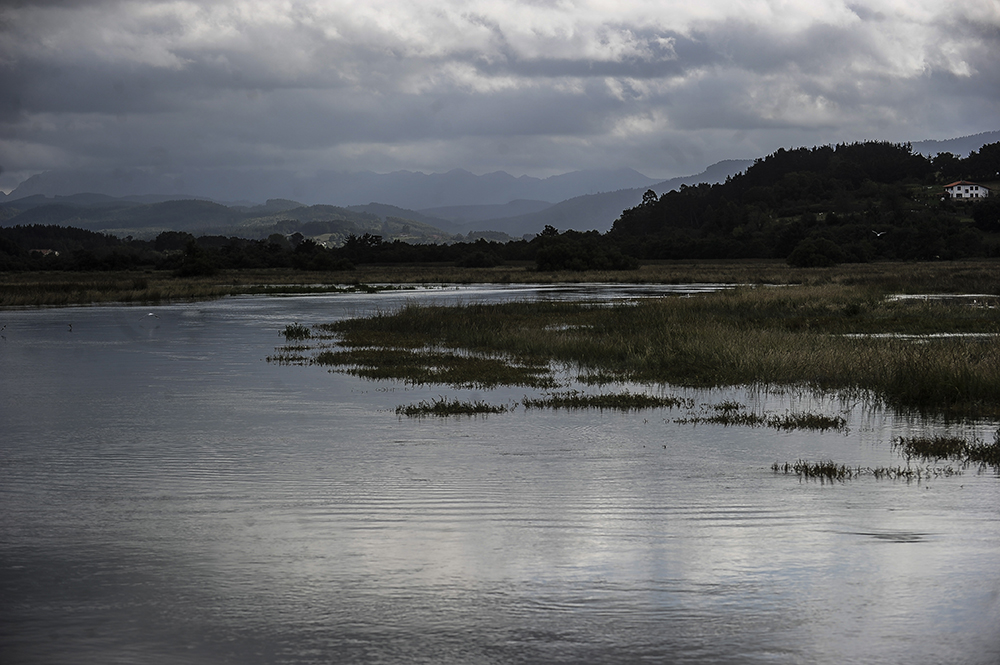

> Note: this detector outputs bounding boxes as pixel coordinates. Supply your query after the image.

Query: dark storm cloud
[0,0,997,194]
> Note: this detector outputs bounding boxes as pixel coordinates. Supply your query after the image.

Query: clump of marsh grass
[894,431,1000,469]
[772,460,856,481]
[893,435,967,461]
[675,402,848,432]
[522,390,692,411]
[395,397,510,417]
[313,347,558,389]
[265,349,309,365]
[772,460,962,482]
[281,323,312,340]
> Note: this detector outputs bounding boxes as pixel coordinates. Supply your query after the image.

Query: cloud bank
[1,0,997,195]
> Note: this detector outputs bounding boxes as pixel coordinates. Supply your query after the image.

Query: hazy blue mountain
[346,203,462,234]
[0,194,455,243]
[418,200,554,225]
[912,131,1000,157]
[454,159,754,236]
[6,166,662,209]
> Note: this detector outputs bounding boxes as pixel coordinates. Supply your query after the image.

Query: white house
[944,181,991,199]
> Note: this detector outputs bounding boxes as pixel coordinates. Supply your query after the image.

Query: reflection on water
[1,286,999,664]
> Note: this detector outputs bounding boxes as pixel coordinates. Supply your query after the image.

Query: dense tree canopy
[608,141,999,263]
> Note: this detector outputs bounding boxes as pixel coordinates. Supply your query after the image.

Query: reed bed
[319,284,1000,418]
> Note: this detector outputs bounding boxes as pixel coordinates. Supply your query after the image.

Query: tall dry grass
[324,283,1000,418]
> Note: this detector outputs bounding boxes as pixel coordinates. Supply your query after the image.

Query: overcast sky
[1,0,997,193]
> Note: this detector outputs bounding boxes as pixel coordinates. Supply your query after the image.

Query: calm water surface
[2,285,999,664]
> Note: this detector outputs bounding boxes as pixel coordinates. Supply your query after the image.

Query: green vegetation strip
[395,398,511,417]
[302,283,1000,418]
[312,348,557,389]
[773,431,1000,481]
[894,434,1000,467]
[389,392,852,434]
[677,410,847,432]
[771,460,962,482]
[522,390,691,411]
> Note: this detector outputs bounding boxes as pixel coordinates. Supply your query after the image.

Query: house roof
[944,180,990,189]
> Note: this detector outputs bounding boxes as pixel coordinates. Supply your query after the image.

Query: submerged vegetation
[312,347,558,389]
[773,429,1000,482]
[771,460,963,482]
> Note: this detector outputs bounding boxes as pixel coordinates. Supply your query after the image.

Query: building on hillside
[944,181,991,199]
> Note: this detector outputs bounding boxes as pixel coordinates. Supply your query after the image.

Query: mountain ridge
[2,166,662,209]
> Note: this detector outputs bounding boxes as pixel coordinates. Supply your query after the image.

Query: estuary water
[1,284,999,664]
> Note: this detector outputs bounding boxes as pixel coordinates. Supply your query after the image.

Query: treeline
[2,140,999,273]
[0,225,635,274]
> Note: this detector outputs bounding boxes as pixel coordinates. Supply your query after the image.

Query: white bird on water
[140,312,161,330]
[872,230,887,237]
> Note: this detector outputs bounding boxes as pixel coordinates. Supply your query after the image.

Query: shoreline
[3,259,1000,308]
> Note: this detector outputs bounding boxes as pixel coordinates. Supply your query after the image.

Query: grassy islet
[312,283,1000,418]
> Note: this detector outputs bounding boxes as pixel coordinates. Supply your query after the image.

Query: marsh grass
[395,397,511,417]
[772,460,961,482]
[281,323,311,340]
[312,347,558,389]
[522,390,692,411]
[676,409,848,432]
[318,284,1000,418]
[894,432,1000,468]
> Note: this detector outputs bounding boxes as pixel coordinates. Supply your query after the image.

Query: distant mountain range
[911,130,1000,158]
[2,166,663,210]
[0,196,456,244]
[2,131,996,241]
[0,160,753,239]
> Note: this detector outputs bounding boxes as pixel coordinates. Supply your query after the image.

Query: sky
[1,0,998,194]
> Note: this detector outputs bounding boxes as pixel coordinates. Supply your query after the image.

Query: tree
[972,198,1000,233]
[787,238,847,267]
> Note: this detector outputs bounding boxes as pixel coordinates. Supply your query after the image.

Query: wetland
[2,264,1000,664]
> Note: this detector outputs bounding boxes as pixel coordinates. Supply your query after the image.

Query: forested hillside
[610,141,1000,265]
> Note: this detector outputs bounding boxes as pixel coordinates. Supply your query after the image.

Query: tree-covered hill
[609,141,1000,265]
